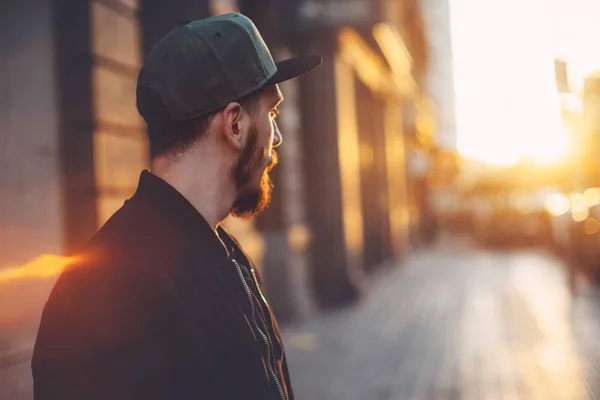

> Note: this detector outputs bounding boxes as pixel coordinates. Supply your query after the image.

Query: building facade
[0,1,429,397]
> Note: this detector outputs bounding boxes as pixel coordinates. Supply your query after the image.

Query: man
[32,13,321,400]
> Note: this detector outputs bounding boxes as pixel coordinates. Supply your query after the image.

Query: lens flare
[0,254,74,282]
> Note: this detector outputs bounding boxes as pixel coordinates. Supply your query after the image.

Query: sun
[450,0,573,168]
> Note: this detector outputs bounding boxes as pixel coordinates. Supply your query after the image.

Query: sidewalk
[282,249,600,400]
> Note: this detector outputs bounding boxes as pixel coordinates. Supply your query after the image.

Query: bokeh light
[545,193,570,216]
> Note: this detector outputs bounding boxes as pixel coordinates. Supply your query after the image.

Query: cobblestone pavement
[282,249,600,400]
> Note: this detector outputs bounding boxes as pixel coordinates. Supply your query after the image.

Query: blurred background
[3,0,600,398]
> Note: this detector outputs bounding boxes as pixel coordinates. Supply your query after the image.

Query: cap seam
[204,20,244,93]
[183,25,230,110]
[226,17,270,78]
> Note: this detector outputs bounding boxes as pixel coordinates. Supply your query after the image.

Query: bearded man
[32,13,321,400]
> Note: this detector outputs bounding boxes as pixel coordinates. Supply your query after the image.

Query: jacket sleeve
[32,262,171,400]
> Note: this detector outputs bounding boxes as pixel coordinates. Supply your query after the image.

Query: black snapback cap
[137,13,322,122]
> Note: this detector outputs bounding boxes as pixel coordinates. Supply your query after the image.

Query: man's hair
[137,86,263,159]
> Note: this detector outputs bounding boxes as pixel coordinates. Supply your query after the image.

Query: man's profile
[32,13,320,400]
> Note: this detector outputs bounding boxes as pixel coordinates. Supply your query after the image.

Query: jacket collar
[131,170,234,259]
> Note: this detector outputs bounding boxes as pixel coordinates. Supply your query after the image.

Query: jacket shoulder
[33,200,185,361]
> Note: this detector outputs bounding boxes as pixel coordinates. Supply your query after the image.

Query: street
[282,247,600,400]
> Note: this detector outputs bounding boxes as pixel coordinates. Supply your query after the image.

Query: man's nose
[273,120,283,148]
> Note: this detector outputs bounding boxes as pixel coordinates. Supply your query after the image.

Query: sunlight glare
[451,0,573,166]
[0,254,74,282]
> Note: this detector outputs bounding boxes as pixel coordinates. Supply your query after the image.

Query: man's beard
[230,126,278,219]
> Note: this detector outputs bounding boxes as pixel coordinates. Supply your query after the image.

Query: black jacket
[32,171,293,400]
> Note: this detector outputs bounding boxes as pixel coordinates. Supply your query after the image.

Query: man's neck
[150,159,235,229]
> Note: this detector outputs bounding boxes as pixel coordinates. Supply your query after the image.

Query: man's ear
[221,102,245,150]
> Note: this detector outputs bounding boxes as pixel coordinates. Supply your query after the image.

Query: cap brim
[265,55,322,86]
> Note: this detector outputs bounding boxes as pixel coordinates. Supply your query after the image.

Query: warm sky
[449,0,600,166]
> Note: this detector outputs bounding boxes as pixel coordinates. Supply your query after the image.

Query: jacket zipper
[232,258,286,400]
[250,268,283,355]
